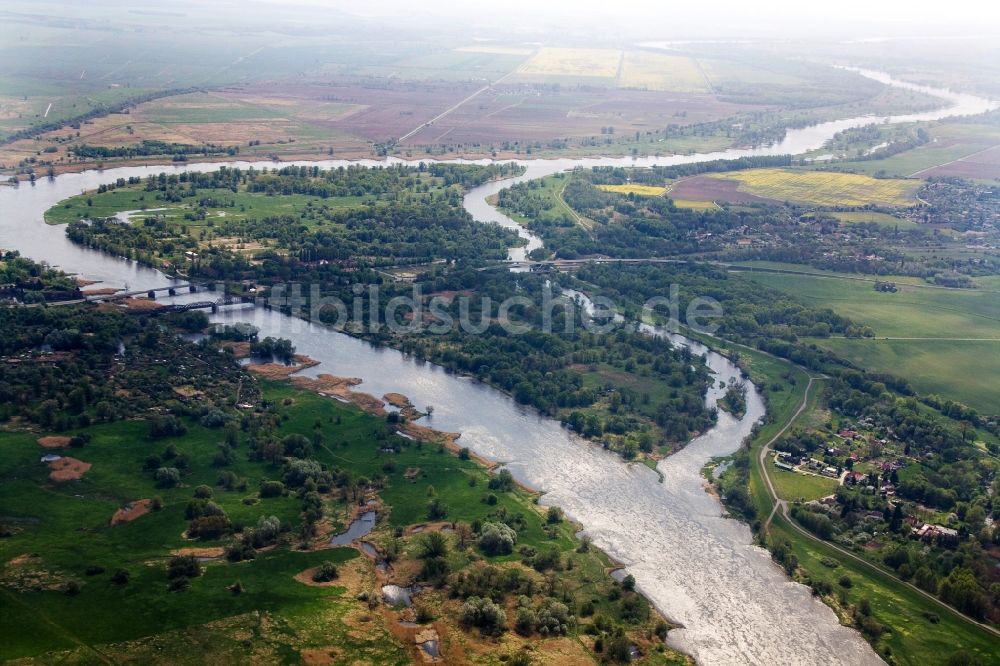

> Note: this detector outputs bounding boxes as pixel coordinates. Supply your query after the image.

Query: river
[1,69,994,665]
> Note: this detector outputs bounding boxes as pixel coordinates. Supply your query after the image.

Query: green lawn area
[142,93,286,124]
[829,210,919,230]
[0,83,160,140]
[0,400,360,658]
[770,468,839,502]
[741,271,1000,338]
[498,172,588,229]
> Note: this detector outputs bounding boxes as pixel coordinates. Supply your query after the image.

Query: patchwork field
[2,73,766,171]
[618,52,710,93]
[829,121,1000,179]
[597,184,667,196]
[2,13,953,173]
[828,211,919,230]
[454,45,535,57]
[739,267,1000,413]
[0,82,480,169]
[516,47,622,80]
[385,85,751,150]
[706,169,920,207]
[918,142,1000,180]
[670,199,721,210]
[698,58,806,88]
[355,49,530,82]
[667,176,781,205]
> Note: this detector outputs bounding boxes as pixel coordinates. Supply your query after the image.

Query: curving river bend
[1,69,994,665]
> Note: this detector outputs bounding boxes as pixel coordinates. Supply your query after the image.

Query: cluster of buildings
[911,521,960,544]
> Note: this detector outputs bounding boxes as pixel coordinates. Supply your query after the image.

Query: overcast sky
[252,0,1000,41]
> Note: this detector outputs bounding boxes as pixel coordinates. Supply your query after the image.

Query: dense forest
[0,250,81,303]
[0,305,254,429]
[70,141,239,160]
[575,262,871,351]
[396,269,715,456]
[262,265,717,458]
[66,164,525,276]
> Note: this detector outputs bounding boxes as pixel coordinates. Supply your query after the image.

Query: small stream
[329,511,377,546]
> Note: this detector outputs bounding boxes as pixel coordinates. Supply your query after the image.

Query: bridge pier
[168,287,176,296]
[189,285,197,293]
[147,290,156,299]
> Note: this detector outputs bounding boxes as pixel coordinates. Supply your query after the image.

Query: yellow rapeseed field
[598,184,667,196]
[709,169,919,207]
[518,48,621,78]
[670,199,720,210]
[618,52,710,93]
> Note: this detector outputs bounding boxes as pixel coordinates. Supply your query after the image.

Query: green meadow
[738,268,1000,413]
[817,338,1000,414]
[829,211,919,230]
[0,381,577,661]
[822,121,1000,178]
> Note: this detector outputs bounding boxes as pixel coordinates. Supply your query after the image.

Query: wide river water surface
[1,68,995,665]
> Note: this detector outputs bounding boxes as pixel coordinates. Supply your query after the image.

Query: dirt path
[757,377,1000,639]
[397,63,521,144]
[761,377,815,529]
[556,179,593,231]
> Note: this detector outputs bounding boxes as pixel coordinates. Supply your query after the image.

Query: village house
[845,471,866,485]
[913,523,960,544]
